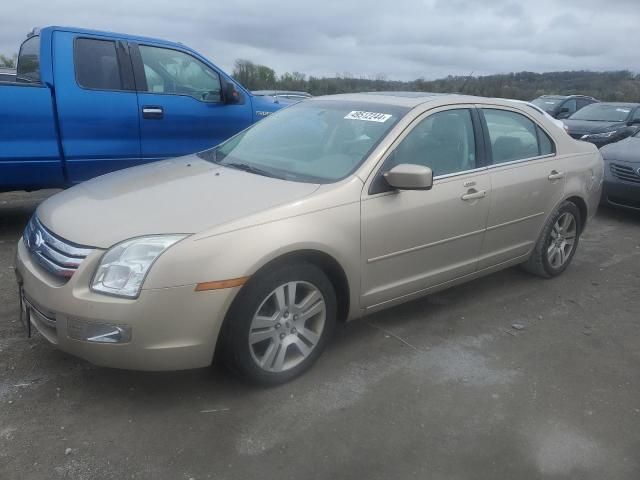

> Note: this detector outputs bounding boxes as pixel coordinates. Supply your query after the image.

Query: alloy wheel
[248,281,326,373]
[547,212,577,269]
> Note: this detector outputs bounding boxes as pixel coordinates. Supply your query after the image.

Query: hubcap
[547,212,577,269]
[248,281,326,373]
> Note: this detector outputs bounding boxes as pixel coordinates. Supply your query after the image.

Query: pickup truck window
[17,36,40,83]
[138,45,222,103]
[75,38,123,90]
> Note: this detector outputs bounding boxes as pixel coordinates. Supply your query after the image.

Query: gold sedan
[15,93,603,383]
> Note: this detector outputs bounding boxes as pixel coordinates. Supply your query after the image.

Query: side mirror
[559,107,570,113]
[628,118,640,126]
[223,80,242,105]
[384,164,433,191]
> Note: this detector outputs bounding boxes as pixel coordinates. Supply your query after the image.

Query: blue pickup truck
[0,26,288,192]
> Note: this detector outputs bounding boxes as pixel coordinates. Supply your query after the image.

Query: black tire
[522,201,582,278]
[220,262,337,385]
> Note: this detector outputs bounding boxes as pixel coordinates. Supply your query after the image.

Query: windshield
[531,97,563,109]
[200,100,408,183]
[570,104,633,122]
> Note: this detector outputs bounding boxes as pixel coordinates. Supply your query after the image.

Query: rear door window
[483,109,554,164]
[16,36,41,83]
[75,38,123,90]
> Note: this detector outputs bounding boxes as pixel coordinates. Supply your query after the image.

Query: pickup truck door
[52,32,142,183]
[130,43,253,160]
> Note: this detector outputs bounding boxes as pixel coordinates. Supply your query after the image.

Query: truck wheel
[223,263,336,385]
[522,201,581,278]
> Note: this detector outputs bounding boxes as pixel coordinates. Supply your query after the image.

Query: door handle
[142,106,164,119]
[548,170,565,181]
[461,189,487,201]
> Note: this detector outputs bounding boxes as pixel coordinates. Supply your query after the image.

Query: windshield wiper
[223,162,280,179]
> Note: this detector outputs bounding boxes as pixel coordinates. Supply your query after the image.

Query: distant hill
[233,60,640,102]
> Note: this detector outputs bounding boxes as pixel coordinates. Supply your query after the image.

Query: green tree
[0,53,17,68]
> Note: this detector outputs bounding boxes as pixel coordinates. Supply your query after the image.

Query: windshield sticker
[545,101,557,105]
[344,111,392,122]
[616,108,631,113]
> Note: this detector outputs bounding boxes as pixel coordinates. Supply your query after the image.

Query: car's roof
[312,91,543,109]
[312,91,495,108]
[39,26,186,50]
[538,94,595,99]
[587,102,640,107]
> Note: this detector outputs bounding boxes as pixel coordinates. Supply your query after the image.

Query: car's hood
[37,154,320,248]
[563,119,625,135]
[601,136,640,164]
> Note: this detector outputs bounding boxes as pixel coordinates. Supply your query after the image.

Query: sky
[1,0,637,81]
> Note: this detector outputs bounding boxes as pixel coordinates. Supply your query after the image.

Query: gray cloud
[1,0,637,80]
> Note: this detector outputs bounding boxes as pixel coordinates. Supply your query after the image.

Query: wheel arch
[247,249,351,323]
[564,195,588,231]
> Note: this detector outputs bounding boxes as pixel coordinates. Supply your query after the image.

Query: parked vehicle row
[531,95,599,119]
[0,26,289,193]
[531,94,640,149]
[600,130,640,211]
[15,93,604,383]
[563,102,640,147]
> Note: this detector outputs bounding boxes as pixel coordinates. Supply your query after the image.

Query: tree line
[232,59,640,102]
[2,52,638,102]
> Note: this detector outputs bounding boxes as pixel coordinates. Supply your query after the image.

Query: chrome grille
[610,163,640,184]
[23,216,94,278]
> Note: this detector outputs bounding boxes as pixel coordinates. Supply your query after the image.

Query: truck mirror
[224,81,242,105]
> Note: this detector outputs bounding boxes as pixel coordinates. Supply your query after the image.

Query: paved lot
[1,190,639,480]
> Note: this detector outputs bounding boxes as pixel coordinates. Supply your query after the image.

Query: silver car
[15,93,604,384]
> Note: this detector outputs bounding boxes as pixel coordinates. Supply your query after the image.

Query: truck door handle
[548,170,565,181]
[461,189,487,201]
[142,106,164,119]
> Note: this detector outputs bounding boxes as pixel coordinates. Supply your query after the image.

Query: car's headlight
[91,235,187,298]
[582,130,620,140]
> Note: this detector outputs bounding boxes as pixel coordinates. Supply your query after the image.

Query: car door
[477,107,564,270]
[361,106,490,309]
[130,43,252,161]
[53,33,141,182]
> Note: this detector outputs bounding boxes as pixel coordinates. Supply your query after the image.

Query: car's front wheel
[522,201,581,278]
[222,262,336,385]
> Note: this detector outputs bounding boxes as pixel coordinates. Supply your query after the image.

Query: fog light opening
[68,319,132,344]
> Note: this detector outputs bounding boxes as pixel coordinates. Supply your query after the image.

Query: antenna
[459,71,474,94]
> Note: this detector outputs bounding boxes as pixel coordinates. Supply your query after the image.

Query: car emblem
[33,230,45,251]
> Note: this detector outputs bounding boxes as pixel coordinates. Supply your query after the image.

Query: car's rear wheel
[222,263,336,384]
[522,201,581,278]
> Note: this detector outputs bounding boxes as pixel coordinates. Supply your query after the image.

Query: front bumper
[15,238,237,371]
[602,179,640,210]
[601,161,640,211]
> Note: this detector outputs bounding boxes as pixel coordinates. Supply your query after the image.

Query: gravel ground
[1,190,639,480]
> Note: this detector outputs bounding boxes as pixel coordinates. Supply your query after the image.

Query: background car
[15,93,603,384]
[252,90,312,103]
[0,67,16,82]
[531,95,599,119]
[506,99,569,132]
[562,102,640,148]
[600,129,640,211]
